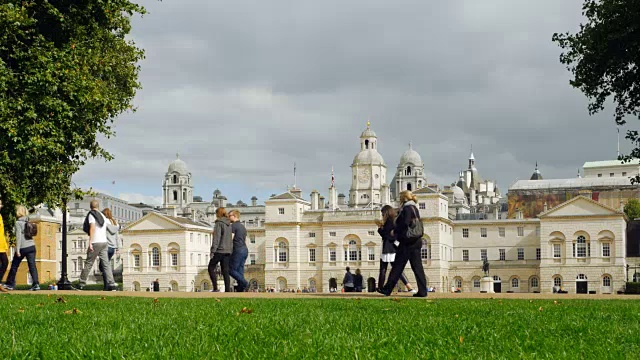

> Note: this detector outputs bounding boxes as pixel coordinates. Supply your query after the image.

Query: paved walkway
[5,290,638,300]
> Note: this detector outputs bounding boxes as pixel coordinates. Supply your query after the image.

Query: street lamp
[57,199,72,290]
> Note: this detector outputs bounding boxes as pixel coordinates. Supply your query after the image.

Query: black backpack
[83,213,91,235]
[24,221,38,239]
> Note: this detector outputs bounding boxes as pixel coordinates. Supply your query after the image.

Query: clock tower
[348,121,388,208]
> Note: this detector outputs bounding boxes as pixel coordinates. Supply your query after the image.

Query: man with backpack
[77,200,117,291]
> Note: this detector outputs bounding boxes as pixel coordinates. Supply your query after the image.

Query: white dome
[361,127,377,138]
[168,158,189,175]
[400,148,423,166]
[353,150,385,166]
[452,185,466,204]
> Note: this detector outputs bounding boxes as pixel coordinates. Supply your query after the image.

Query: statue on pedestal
[482,258,490,277]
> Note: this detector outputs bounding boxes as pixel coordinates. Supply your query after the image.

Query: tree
[0,1,147,235]
[552,1,640,183]
[624,198,640,220]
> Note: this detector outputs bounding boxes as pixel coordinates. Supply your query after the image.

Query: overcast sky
[72,0,630,206]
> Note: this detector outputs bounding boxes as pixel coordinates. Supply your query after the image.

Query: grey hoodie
[106,222,119,249]
[211,217,232,254]
[15,216,35,250]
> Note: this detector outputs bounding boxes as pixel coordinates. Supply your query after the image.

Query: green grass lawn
[1,295,639,359]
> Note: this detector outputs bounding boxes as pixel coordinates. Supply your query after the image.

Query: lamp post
[57,200,72,290]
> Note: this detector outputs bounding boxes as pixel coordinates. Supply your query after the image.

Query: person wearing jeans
[77,200,117,291]
[208,207,232,292]
[228,210,249,292]
[4,205,39,291]
[99,208,119,291]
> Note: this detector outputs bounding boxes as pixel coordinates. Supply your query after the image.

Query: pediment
[539,196,622,218]
[125,213,184,231]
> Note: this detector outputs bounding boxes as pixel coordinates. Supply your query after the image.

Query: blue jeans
[229,247,248,290]
[5,245,39,287]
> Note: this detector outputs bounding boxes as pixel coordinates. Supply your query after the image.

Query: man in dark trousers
[153,278,160,292]
[228,210,249,292]
[343,267,355,292]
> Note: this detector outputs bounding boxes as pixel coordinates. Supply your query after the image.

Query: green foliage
[0,1,147,236]
[1,296,640,358]
[624,198,640,219]
[552,1,640,183]
[626,282,640,294]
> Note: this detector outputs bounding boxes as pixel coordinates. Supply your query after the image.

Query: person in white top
[77,200,117,291]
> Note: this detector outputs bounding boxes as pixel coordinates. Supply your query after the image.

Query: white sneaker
[409,289,418,294]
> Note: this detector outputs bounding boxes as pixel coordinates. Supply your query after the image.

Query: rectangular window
[462,250,469,262]
[602,243,610,257]
[171,253,178,267]
[329,248,336,262]
[517,227,524,237]
[308,248,316,262]
[597,173,602,177]
[419,203,426,210]
[368,230,375,236]
[623,172,627,176]
[250,235,256,244]
[499,227,505,237]
[553,244,561,258]
[309,232,316,238]
[329,232,336,237]
[480,228,487,238]
[368,247,375,261]
[278,208,285,215]
[462,228,469,238]
[134,254,140,268]
[278,249,287,262]
[250,254,256,265]
[610,173,614,177]
[517,248,524,260]
[480,249,487,261]
[499,249,505,261]
[536,248,541,260]
[421,245,429,260]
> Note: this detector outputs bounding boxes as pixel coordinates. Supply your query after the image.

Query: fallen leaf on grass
[17,308,25,313]
[381,308,391,311]
[98,297,106,300]
[215,298,221,302]
[47,294,51,298]
[459,336,464,344]
[237,307,253,315]
[426,300,433,303]
[392,298,400,302]
[55,297,66,303]
[554,300,560,305]
[36,303,45,307]
[538,307,543,312]
[64,308,82,315]
[529,300,533,303]
[455,314,459,318]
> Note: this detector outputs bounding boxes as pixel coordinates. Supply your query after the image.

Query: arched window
[553,276,562,287]
[277,277,287,291]
[275,241,288,262]
[530,277,539,288]
[182,190,186,201]
[407,183,412,191]
[250,279,259,290]
[421,240,429,260]
[406,166,412,176]
[173,175,177,184]
[511,278,519,288]
[348,240,358,261]
[602,276,611,287]
[473,277,481,288]
[170,281,179,292]
[575,235,588,258]
[173,191,178,201]
[151,247,160,267]
[132,281,140,291]
[455,278,462,288]
[365,139,369,149]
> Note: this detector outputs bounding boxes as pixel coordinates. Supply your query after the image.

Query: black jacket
[395,201,421,245]
[378,218,397,254]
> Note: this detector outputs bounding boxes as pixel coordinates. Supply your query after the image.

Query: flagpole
[617,126,620,158]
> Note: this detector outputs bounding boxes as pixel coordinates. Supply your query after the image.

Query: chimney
[328,185,337,210]
[543,202,548,212]
[310,190,319,210]
[319,196,325,209]
[290,187,302,198]
[251,196,257,207]
[516,208,523,220]
[338,193,346,206]
[171,207,178,217]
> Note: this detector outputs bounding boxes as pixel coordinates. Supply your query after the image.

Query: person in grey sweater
[99,208,120,291]
[207,207,232,292]
[4,205,39,291]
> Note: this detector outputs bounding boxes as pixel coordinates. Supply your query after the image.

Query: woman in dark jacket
[208,207,233,292]
[376,205,416,293]
[378,191,428,297]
